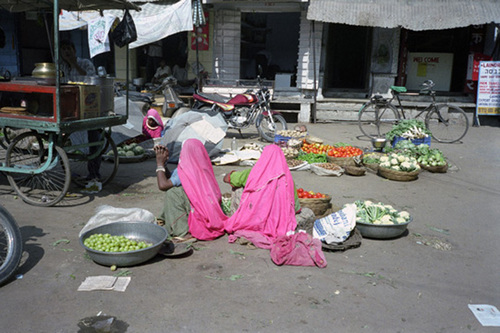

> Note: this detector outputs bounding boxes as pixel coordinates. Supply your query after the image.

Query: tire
[257,113,287,142]
[425,104,469,143]
[67,131,119,187]
[171,107,191,119]
[0,127,31,150]
[358,102,400,139]
[0,205,23,286]
[6,133,71,207]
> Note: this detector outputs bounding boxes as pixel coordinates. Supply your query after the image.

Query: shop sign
[191,12,209,51]
[476,61,500,116]
[406,52,453,91]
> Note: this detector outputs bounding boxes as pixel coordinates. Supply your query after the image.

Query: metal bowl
[80,222,168,267]
[356,217,412,239]
[371,137,388,149]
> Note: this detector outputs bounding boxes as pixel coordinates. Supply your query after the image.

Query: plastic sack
[111,10,137,48]
[312,203,356,244]
[310,163,344,176]
[79,205,156,237]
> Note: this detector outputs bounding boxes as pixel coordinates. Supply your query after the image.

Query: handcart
[0,0,140,207]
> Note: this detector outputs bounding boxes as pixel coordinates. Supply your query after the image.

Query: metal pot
[32,63,56,78]
[84,76,115,116]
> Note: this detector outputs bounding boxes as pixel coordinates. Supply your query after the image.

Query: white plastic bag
[79,205,156,237]
[312,204,356,244]
[310,163,344,176]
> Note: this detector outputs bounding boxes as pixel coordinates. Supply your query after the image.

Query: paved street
[0,120,499,332]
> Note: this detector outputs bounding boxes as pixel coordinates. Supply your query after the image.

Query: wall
[0,11,18,77]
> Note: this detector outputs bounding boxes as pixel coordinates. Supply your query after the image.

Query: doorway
[323,24,372,94]
[240,12,300,82]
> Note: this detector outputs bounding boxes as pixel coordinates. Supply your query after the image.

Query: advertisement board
[476,61,500,119]
[406,52,453,91]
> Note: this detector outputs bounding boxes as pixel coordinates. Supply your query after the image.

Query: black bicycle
[0,205,22,285]
[358,80,469,143]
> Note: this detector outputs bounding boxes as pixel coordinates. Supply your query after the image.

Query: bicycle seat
[390,86,407,93]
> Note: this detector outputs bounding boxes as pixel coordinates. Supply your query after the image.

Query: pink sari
[177,139,297,244]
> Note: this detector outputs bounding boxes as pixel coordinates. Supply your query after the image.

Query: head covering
[142,108,164,139]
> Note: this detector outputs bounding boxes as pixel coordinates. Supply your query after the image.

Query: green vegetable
[297,152,327,164]
[133,146,145,155]
[385,119,431,141]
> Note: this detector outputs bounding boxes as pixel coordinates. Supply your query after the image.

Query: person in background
[146,41,163,83]
[60,39,101,181]
[60,39,96,82]
[142,108,164,139]
[152,59,171,84]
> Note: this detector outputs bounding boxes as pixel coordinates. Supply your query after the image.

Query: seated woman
[154,138,299,245]
[142,108,164,139]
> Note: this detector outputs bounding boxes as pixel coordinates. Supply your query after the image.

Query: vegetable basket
[362,152,386,172]
[378,166,419,181]
[299,195,332,216]
[419,162,448,173]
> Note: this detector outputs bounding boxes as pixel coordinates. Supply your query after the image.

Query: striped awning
[307,0,500,31]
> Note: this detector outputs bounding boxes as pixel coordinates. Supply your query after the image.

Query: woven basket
[378,166,419,181]
[327,154,363,167]
[419,163,448,173]
[363,152,386,172]
[344,165,366,176]
[299,195,332,216]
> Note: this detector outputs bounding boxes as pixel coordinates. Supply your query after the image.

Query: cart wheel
[5,132,71,207]
[0,127,31,150]
[67,131,119,187]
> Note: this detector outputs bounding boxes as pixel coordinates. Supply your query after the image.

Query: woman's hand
[154,144,169,166]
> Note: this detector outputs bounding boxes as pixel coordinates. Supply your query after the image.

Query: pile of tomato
[301,141,334,155]
[297,188,327,199]
[327,146,363,158]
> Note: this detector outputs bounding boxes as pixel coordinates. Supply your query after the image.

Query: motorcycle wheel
[0,205,23,286]
[257,114,287,142]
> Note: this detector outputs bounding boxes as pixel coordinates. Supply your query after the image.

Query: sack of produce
[310,162,343,177]
[312,203,356,244]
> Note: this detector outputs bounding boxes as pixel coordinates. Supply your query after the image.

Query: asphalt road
[0,120,499,332]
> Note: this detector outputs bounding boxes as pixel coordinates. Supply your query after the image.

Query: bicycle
[358,80,469,143]
[0,204,23,286]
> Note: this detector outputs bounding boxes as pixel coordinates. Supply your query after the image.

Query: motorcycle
[191,71,287,142]
[0,204,23,286]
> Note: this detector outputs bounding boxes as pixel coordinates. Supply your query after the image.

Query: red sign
[191,12,209,51]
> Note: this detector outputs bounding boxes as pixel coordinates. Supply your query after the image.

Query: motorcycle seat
[195,92,230,104]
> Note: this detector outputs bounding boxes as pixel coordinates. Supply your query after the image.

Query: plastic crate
[392,136,431,148]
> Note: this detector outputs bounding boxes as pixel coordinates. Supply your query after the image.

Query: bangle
[156,167,166,173]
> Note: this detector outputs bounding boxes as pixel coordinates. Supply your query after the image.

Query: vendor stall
[0,0,140,206]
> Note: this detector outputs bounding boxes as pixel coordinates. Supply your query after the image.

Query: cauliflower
[400,161,411,171]
[395,217,406,224]
[364,200,373,206]
[392,165,400,171]
[379,156,389,163]
[391,158,399,165]
[397,155,406,163]
[380,215,393,224]
[399,211,410,219]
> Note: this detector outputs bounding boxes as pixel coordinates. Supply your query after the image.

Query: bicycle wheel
[67,131,119,187]
[6,133,71,207]
[257,113,287,142]
[425,104,469,143]
[0,205,23,286]
[358,102,400,139]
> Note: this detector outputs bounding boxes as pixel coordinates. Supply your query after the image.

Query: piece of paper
[190,119,226,144]
[468,304,500,326]
[78,276,131,292]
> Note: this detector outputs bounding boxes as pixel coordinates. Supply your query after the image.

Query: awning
[307,0,500,31]
[59,0,192,49]
[0,0,140,12]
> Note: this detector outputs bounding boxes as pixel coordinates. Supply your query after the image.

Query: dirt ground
[0,119,499,332]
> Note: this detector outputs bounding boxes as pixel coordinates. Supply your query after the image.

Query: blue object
[170,168,181,186]
[392,136,431,148]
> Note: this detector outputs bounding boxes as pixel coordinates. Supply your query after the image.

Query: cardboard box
[78,85,100,119]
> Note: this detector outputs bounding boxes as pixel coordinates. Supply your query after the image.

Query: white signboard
[406,52,454,91]
[476,61,500,116]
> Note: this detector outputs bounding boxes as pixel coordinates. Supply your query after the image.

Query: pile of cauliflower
[354,200,411,225]
[379,153,420,172]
